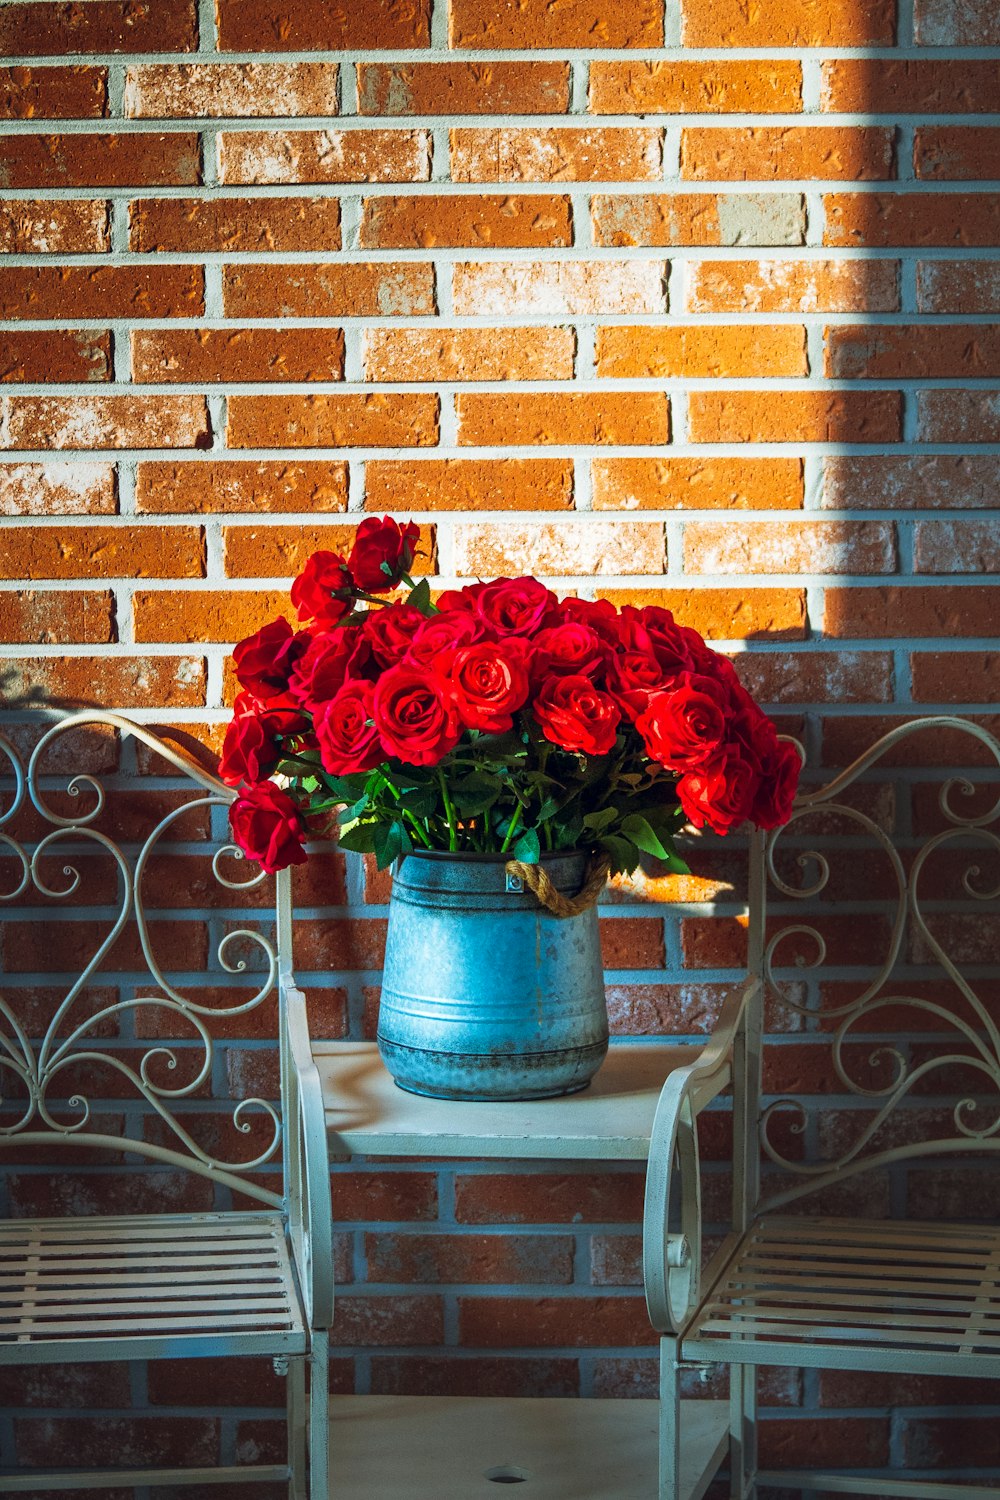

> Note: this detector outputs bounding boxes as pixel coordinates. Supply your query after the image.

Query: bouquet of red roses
[222,517,800,874]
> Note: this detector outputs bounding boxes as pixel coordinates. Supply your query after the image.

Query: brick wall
[2,0,1000,1491]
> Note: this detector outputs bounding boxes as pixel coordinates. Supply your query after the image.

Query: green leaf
[511,828,541,864]
[374,818,412,869]
[338,792,371,825]
[337,821,378,854]
[597,834,641,876]
[451,770,503,817]
[657,847,692,876]
[407,577,435,617]
[621,813,673,861]
[582,807,618,835]
[398,784,438,819]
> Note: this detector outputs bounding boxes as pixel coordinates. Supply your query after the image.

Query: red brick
[0,198,109,253]
[222,523,432,580]
[901,1414,1000,1470]
[598,589,806,642]
[452,520,664,578]
[125,62,339,118]
[0,330,110,383]
[823,455,1000,510]
[604,981,749,1037]
[914,519,1000,574]
[684,520,896,574]
[1,654,205,711]
[364,328,573,382]
[593,457,803,511]
[455,1171,643,1225]
[132,330,344,384]
[0,133,199,188]
[822,714,1000,770]
[329,1294,443,1347]
[918,390,1000,444]
[137,460,347,515]
[911,651,1000,703]
[15,1416,217,1470]
[451,127,663,182]
[592,192,805,248]
[216,0,430,49]
[827,323,1000,378]
[456,392,668,446]
[591,60,801,114]
[824,193,1000,247]
[820,1369,999,1408]
[365,1233,575,1284]
[1,64,107,118]
[0,525,203,580]
[450,0,661,47]
[361,194,571,249]
[223,263,434,318]
[918,259,1000,313]
[825,585,1000,638]
[2,396,210,451]
[600,916,665,968]
[915,0,1000,43]
[0,265,203,320]
[736,650,894,705]
[460,1294,654,1348]
[332,1170,436,1222]
[131,196,340,253]
[822,59,1000,114]
[688,391,901,444]
[149,1357,284,1409]
[682,127,894,182]
[683,0,893,43]
[227,394,438,450]
[0,589,114,644]
[915,126,1000,180]
[681,913,891,971]
[0,2,197,53]
[761,1417,889,1471]
[597,325,806,378]
[687,259,898,312]
[365,458,573,512]
[0,1363,130,1408]
[219,130,430,185]
[370,1356,578,1397]
[453,259,665,315]
[133,589,291,644]
[8,1167,213,1219]
[358,62,569,116]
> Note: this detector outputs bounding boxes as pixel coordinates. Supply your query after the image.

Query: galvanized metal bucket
[377,850,609,1101]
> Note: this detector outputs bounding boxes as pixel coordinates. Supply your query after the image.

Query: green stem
[437,767,459,852]
[402,810,434,849]
[499,802,524,854]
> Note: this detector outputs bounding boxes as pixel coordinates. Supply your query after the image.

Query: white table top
[315,1040,714,1160]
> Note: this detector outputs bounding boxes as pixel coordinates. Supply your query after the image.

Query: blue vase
[377,850,609,1101]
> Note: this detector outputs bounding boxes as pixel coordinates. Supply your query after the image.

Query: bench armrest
[642,977,760,1334]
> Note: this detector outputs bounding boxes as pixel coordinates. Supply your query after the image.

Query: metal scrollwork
[758,716,1000,1211]
[0,711,281,1204]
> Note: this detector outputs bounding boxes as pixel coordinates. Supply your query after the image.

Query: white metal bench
[0,711,332,1497]
[653,715,1000,1498]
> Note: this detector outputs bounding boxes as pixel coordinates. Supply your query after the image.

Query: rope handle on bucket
[503,854,611,919]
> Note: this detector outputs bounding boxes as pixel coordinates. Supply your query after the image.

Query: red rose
[315,682,383,777]
[605,650,672,721]
[290,551,354,626]
[677,745,760,836]
[531,622,607,682]
[233,617,311,703]
[220,699,309,787]
[290,627,377,708]
[533,673,621,757]
[558,596,624,648]
[435,580,488,614]
[229,780,308,874]
[476,576,556,638]
[362,602,425,667]
[637,674,729,771]
[348,516,420,594]
[405,609,489,668]
[373,664,461,767]
[750,735,801,830]
[446,641,530,734]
